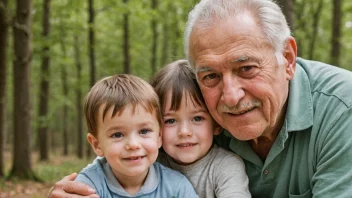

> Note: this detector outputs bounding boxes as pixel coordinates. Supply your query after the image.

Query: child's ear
[87,133,104,156]
[213,123,222,136]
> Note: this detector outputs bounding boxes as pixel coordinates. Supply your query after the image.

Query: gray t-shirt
[75,157,198,198]
[159,145,251,198]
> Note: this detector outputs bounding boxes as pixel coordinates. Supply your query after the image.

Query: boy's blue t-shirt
[75,157,198,198]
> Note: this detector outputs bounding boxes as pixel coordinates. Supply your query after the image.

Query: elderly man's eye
[239,66,259,78]
[241,66,253,72]
[202,73,220,87]
[205,73,217,79]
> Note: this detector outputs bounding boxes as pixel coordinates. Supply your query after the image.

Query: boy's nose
[125,136,140,150]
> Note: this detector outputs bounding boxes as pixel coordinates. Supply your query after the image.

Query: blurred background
[0,0,351,196]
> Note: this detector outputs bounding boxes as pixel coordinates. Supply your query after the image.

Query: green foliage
[0,153,95,197]
[294,0,352,70]
[34,157,93,182]
[3,0,351,163]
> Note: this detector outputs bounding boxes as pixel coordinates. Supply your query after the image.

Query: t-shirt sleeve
[311,107,352,197]
[75,172,98,190]
[175,175,199,198]
[74,158,104,193]
[214,151,251,198]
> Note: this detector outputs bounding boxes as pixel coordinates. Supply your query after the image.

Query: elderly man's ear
[284,36,297,80]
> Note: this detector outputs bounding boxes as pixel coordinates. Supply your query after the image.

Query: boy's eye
[164,119,176,125]
[192,116,204,122]
[140,128,151,135]
[111,132,123,138]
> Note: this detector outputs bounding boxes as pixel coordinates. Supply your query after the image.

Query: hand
[48,173,99,198]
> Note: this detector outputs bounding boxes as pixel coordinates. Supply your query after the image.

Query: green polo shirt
[215,58,352,198]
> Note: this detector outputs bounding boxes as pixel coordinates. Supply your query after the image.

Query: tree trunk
[150,0,158,75]
[86,0,96,158]
[277,0,295,31]
[9,0,39,180]
[330,0,342,66]
[88,0,96,87]
[59,29,69,156]
[37,0,51,161]
[74,34,84,159]
[308,0,323,60]
[0,0,9,178]
[123,0,131,74]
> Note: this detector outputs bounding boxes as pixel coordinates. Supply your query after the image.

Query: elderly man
[49,0,352,197]
[185,0,352,197]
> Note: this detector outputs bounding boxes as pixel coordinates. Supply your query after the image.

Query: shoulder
[211,146,244,166]
[297,58,352,107]
[206,147,246,178]
[78,157,106,175]
[154,162,186,180]
[153,162,197,196]
[295,58,352,137]
[75,157,108,189]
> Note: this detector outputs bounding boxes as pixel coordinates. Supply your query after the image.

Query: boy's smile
[122,155,147,165]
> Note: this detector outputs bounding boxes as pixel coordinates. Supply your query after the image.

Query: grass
[0,150,95,198]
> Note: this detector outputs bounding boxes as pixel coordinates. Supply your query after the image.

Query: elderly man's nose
[222,75,245,106]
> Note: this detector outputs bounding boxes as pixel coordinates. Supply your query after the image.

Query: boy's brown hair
[84,74,162,137]
[150,59,205,112]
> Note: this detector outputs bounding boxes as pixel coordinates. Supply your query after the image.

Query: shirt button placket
[263,169,269,175]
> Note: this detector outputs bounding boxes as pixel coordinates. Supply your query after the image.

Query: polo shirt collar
[104,162,159,196]
[286,58,313,132]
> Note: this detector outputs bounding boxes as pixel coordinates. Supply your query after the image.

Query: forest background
[0,0,352,197]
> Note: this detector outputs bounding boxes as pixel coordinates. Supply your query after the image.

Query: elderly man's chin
[226,125,265,141]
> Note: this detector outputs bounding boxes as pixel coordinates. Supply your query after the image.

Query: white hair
[184,0,291,66]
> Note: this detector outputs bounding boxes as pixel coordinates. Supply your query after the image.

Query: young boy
[151,60,251,198]
[76,74,198,197]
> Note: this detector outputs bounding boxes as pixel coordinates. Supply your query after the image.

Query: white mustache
[218,101,261,114]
